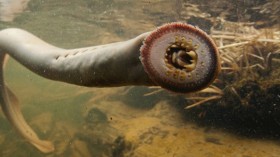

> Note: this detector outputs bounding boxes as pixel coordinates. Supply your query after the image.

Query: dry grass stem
[143,89,163,96]
[185,95,222,109]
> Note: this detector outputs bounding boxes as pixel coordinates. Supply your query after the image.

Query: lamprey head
[140,22,220,93]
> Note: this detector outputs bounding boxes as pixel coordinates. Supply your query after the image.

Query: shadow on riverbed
[115,85,280,140]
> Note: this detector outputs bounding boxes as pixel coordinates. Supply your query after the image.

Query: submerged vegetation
[181,22,280,136]
[0,0,279,156]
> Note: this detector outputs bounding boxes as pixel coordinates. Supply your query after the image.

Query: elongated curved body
[0,29,154,86]
[0,23,220,153]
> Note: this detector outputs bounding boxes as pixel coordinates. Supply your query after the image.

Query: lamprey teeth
[177,50,186,56]
[140,22,220,93]
[172,52,177,63]
[176,58,187,67]
[183,64,196,71]
[188,50,197,59]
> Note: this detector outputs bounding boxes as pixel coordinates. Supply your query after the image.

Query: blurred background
[0,0,279,157]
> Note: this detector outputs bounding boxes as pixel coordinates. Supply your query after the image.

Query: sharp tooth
[172,53,177,63]
[175,36,179,42]
[176,58,186,67]
[184,63,196,71]
[177,50,185,56]
[188,50,197,59]
[166,63,174,69]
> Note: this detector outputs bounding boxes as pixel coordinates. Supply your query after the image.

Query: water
[0,0,280,157]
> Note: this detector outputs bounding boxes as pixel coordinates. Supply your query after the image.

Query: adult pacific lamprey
[0,23,220,153]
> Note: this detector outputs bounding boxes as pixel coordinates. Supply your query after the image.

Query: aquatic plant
[185,20,280,110]
[145,20,279,112]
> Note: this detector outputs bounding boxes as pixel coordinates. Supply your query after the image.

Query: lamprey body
[0,22,219,152]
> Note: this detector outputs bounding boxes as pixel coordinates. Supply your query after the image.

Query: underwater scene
[0,0,279,156]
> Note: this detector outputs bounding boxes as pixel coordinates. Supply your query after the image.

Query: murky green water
[0,0,280,157]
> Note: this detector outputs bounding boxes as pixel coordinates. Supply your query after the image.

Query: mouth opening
[165,36,198,72]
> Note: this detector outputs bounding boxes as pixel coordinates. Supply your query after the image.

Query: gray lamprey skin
[0,28,155,87]
[0,23,221,153]
[0,28,155,153]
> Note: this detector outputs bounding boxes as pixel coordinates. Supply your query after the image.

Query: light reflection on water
[0,0,280,157]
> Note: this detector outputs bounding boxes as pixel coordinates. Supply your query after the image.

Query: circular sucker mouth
[165,36,198,72]
[140,22,220,93]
